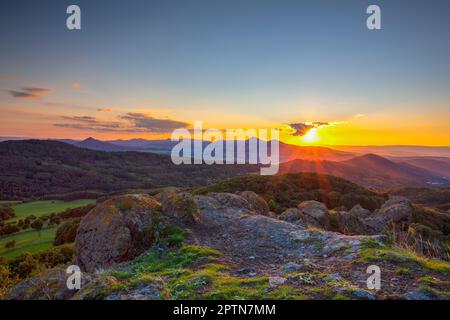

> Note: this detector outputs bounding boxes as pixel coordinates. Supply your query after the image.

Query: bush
[5,240,16,249]
[195,173,386,214]
[54,218,80,246]
[7,244,74,280]
[0,206,15,221]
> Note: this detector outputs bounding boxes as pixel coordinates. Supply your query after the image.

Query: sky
[0,0,449,145]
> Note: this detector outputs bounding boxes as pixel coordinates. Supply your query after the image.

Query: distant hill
[279,154,450,191]
[0,140,258,200]
[87,138,356,162]
[75,137,135,152]
[391,157,450,179]
[392,187,450,212]
[330,145,450,157]
[195,172,386,213]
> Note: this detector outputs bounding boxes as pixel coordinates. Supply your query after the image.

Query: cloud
[120,113,190,132]
[53,112,189,133]
[9,87,49,99]
[288,121,332,136]
[97,108,112,112]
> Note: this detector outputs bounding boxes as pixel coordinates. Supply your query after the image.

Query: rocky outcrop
[188,193,379,263]
[194,192,269,217]
[71,276,119,300]
[279,201,331,229]
[6,268,91,300]
[237,191,270,216]
[297,200,330,229]
[75,194,160,273]
[337,205,373,235]
[279,208,303,222]
[377,196,413,223]
[160,192,199,223]
[337,197,414,235]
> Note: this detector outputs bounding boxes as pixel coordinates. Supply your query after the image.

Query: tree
[5,240,16,249]
[31,219,44,237]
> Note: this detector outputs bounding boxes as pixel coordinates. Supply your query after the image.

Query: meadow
[8,199,95,222]
[0,199,95,260]
[0,226,57,260]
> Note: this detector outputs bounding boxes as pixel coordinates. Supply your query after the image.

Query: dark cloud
[9,87,49,99]
[120,112,190,132]
[288,121,331,136]
[54,113,189,133]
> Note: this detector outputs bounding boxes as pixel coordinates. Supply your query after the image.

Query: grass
[0,226,58,260]
[99,235,275,300]
[359,241,450,272]
[9,199,95,222]
[0,199,95,260]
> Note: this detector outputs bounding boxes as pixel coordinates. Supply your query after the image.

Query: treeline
[0,140,258,200]
[0,203,95,237]
[195,172,387,213]
[0,244,74,298]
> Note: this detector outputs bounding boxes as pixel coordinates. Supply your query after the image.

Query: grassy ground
[0,226,58,260]
[0,199,95,260]
[9,199,95,222]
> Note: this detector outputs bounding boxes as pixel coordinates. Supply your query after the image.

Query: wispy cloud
[9,87,49,99]
[53,112,189,133]
[97,108,112,112]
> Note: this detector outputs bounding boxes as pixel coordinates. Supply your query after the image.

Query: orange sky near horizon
[1,99,450,146]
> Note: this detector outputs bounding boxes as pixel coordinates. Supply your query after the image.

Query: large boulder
[238,191,270,216]
[337,205,372,235]
[337,197,414,235]
[75,194,160,273]
[208,192,251,209]
[279,208,302,222]
[6,268,91,300]
[348,204,371,219]
[337,211,369,235]
[160,192,199,223]
[297,200,330,229]
[194,195,222,211]
[377,196,413,223]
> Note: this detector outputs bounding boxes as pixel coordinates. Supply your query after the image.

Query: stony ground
[5,192,450,300]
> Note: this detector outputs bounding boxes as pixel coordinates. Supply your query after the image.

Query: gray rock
[238,191,270,216]
[6,268,92,300]
[297,200,330,229]
[280,262,304,273]
[161,192,199,223]
[351,289,376,300]
[75,194,160,273]
[279,208,303,222]
[322,273,342,282]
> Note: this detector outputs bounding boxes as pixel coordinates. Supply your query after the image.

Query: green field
[9,199,96,222]
[0,199,96,260]
[0,226,58,260]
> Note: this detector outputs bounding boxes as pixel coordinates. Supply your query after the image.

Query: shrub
[5,240,16,249]
[54,218,80,246]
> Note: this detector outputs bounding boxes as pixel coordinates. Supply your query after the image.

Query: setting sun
[300,128,319,144]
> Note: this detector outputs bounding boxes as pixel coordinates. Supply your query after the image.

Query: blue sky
[0,0,449,144]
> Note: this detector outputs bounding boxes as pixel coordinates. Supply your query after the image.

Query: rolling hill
[0,140,258,200]
[63,138,357,161]
[392,157,450,179]
[279,154,450,191]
